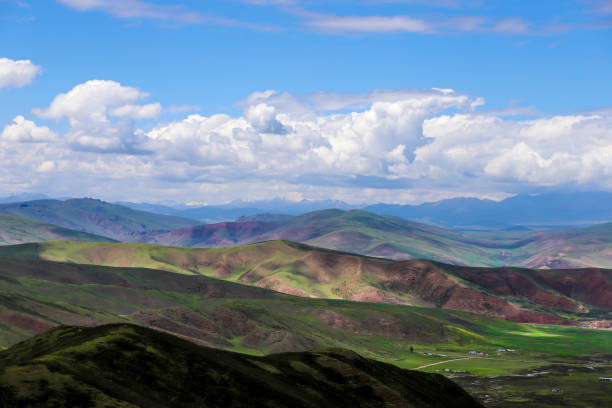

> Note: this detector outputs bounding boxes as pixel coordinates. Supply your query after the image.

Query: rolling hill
[5,201,612,269]
[0,256,609,357]
[0,214,114,245]
[134,209,504,265]
[0,324,484,408]
[0,256,610,407]
[133,209,612,269]
[0,198,199,241]
[1,240,610,325]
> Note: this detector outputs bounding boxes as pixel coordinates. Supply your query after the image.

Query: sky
[0,0,611,205]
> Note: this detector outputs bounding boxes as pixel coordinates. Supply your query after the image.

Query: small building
[600,377,612,382]
[551,388,561,392]
[468,351,477,355]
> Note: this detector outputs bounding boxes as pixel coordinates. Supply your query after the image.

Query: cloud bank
[2,79,612,203]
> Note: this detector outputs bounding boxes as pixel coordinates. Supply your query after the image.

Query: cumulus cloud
[0,58,41,89]
[31,80,158,154]
[1,116,57,143]
[414,114,612,188]
[146,88,471,179]
[3,82,612,203]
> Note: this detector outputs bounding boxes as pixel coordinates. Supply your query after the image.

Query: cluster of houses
[437,368,469,374]
[422,352,448,357]
[600,377,612,382]
[467,350,486,356]
[496,348,516,353]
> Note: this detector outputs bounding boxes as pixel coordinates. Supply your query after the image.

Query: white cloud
[109,103,161,119]
[37,161,56,173]
[0,58,41,89]
[299,11,536,35]
[56,0,273,30]
[147,89,470,179]
[414,114,612,187]
[4,83,612,203]
[57,0,207,23]
[305,14,434,33]
[31,80,157,154]
[32,80,149,123]
[0,115,57,143]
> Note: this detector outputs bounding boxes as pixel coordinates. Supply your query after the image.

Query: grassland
[0,256,609,406]
[2,240,609,327]
[0,324,484,407]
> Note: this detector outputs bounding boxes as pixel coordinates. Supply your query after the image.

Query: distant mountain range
[114,192,612,228]
[2,197,612,268]
[365,192,612,229]
[0,198,199,241]
[117,198,353,224]
[4,191,612,228]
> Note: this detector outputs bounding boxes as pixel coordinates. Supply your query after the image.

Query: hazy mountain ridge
[3,197,612,268]
[0,198,199,241]
[119,192,612,228]
[0,214,114,245]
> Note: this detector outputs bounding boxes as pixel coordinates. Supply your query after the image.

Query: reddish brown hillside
[2,241,610,326]
[438,264,612,315]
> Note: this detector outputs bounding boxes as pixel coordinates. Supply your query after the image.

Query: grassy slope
[0,324,484,408]
[0,257,609,358]
[0,258,610,407]
[0,198,198,241]
[139,209,612,269]
[142,209,504,266]
[0,214,114,245]
[1,240,609,325]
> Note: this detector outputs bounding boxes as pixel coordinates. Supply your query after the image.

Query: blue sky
[0,0,611,204]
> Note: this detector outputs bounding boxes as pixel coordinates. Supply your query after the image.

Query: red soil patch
[0,312,55,334]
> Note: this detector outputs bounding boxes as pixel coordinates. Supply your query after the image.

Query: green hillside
[141,209,504,266]
[0,257,610,407]
[0,324,484,408]
[2,240,609,325]
[0,255,609,357]
[138,209,612,269]
[0,198,199,241]
[0,214,114,245]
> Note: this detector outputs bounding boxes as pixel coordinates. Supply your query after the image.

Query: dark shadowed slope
[0,198,199,241]
[0,214,114,245]
[2,240,610,325]
[0,324,484,408]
